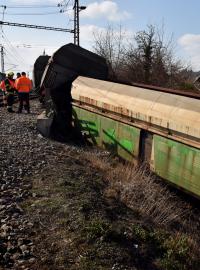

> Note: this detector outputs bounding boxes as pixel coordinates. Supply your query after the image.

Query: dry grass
[23,146,199,269]
[85,151,188,227]
[84,150,200,268]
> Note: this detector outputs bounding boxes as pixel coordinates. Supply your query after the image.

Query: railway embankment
[0,100,199,270]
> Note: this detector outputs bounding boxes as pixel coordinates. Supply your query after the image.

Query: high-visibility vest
[0,81,4,92]
[16,76,32,93]
[0,78,15,94]
[14,77,20,89]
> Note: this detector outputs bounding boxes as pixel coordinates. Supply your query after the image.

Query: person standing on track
[0,72,16,113]
[14,72,21,96]
[0,80,6,107]
[0,73,6,107]
[15,72,21,82]
[15,72,32,113]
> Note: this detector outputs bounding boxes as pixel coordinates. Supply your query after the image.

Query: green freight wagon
[72,76,200,198]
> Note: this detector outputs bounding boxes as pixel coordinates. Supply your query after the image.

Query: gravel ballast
[0,101,71,269]
[0,100,199,270]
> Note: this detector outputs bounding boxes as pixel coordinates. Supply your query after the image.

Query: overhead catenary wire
[0,1,75,71]
[1,31,27,67]
[2,32,27,62]
[58,0,72,7]
[0,5,6,32]
[58,0,73,11]
[0,11,66,16]
[4,57,18,70]
[64,0,73,7]
[3,46,26,68]
[4,53,16,64]
[16,43,59,49]
[0,2,74,16]
[1,5,59,9]
[0,21,74,33]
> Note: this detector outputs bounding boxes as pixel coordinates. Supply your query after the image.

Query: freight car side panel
[152,135,200,197]
[73,106,140,162]
[117,122,140,162]
[73,107,101,146]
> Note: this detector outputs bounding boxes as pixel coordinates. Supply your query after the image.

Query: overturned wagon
[32,55,50,90]
[37,43,200,198]
[38,43,108,139]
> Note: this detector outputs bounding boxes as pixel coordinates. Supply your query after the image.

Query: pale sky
[0,0,200,76]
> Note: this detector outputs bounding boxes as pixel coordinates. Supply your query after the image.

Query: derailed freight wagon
[72,77,200,198]
[37,43,200,198]
[38,43,108,140]
[32,55,50,90]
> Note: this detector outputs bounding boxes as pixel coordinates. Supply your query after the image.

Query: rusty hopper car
[71,76,200,198]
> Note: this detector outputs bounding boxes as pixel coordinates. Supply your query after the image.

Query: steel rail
[130,82,200,100]
[110,79,200,100]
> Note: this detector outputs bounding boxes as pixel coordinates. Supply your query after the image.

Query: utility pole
[73,0,86,46]
[0,45,5,73]
[74,0,79,46]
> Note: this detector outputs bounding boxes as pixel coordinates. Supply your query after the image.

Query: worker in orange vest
[15,72,32,113]
[0,80,6,106]
[1,72,16,112]
[14,72,21,92]
[15,72,21,83]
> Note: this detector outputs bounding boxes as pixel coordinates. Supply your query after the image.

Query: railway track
[131,82,200,99]
[0,91,39,107]
[112,80,200,100]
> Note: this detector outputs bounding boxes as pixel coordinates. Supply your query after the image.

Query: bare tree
[93,24,196,91]
[93,25,127,80]
[135,25,155,83]
[126,24,186,88]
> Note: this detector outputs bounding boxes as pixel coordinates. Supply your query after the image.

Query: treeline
[93,24,197,91]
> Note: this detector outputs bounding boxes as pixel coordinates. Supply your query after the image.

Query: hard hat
[7,72,14,77]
